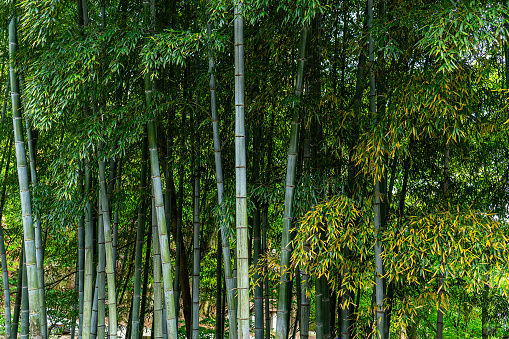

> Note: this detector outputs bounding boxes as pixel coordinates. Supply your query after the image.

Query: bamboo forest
[1,0,509,338]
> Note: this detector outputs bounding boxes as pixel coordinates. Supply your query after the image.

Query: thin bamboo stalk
[98,158,118,339]
[12,244,24,339]
[207,20,237,339]
[139,218,152,339]
[78,169,85,339]
[82,163,94,339]
[234,0,249,337]
[25,117,47,339]
[21,254,28,339]
[143,1,178,335]
[0,136,13,339]
[215,232,222,339]
[192,56,201,339]
[275,25,309,339]
[368,0,385,337]
[152,196,163,339]
[97,193,106,339]
[9,16,42,339]
[131,133,148,339]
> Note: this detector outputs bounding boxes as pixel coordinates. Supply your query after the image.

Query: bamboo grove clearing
[1,0,509,339]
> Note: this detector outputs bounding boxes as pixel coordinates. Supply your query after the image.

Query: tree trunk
[275,25,309,339]
[9,15,42,339]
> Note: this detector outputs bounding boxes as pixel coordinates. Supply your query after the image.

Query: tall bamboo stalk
[9,15,42,339]
[139,217,152,339]
[98,157,118,339]
[152,196,163,339]
[368,0,385,337]
[12,244,24,339]
[143,2,177,336]
[252,116,263,339]
[215,232,222,339]
[97,194,106,339]
[78,170,85,339]
[83,163,94,339]
[21,254,28,339]
[234,0,249,338]
[207,19,237,339]
[192,50,201,339]
[25,117,47,339]
[131,133,148,339]
[275,25,309,339]
[0,136,13,339]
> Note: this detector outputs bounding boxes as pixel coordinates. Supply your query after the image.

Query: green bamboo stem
[131,133,148,339]
[78,170,85,339]
[143,4,177,337]
[97,193,106,339]
[192,57,201,339]
[368,0,385,337]
[98,158,118,339]
[9,15,42,339]
[152,196,163,339]
[139,218,152,339]
[207,20,237,339]
[72,263,79,339]
[0,136,13,339]
[82,162,93,339]
[21,254,29,339]
[12,244,24,339]
[315,278,323,339]
[25,116,47,339]
[215,232,222,339]
[275,25,309,339]
[91,266,99,339]
[262,206,270,339]
[252,120,263,339]
[234,0,249,338]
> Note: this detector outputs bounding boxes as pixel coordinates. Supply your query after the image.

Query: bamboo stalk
[21,254,29,339]
[207,20,237,339]
[234,0,249,338]
[275,25,309,339]
[131,133,148,339]
[0,136,13,339]
[152,195,163,339]
[97,193,106,339]
[82,163,94,339]
[98,158,118,339]
[9,16,42,339]
[25,116,47,339]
